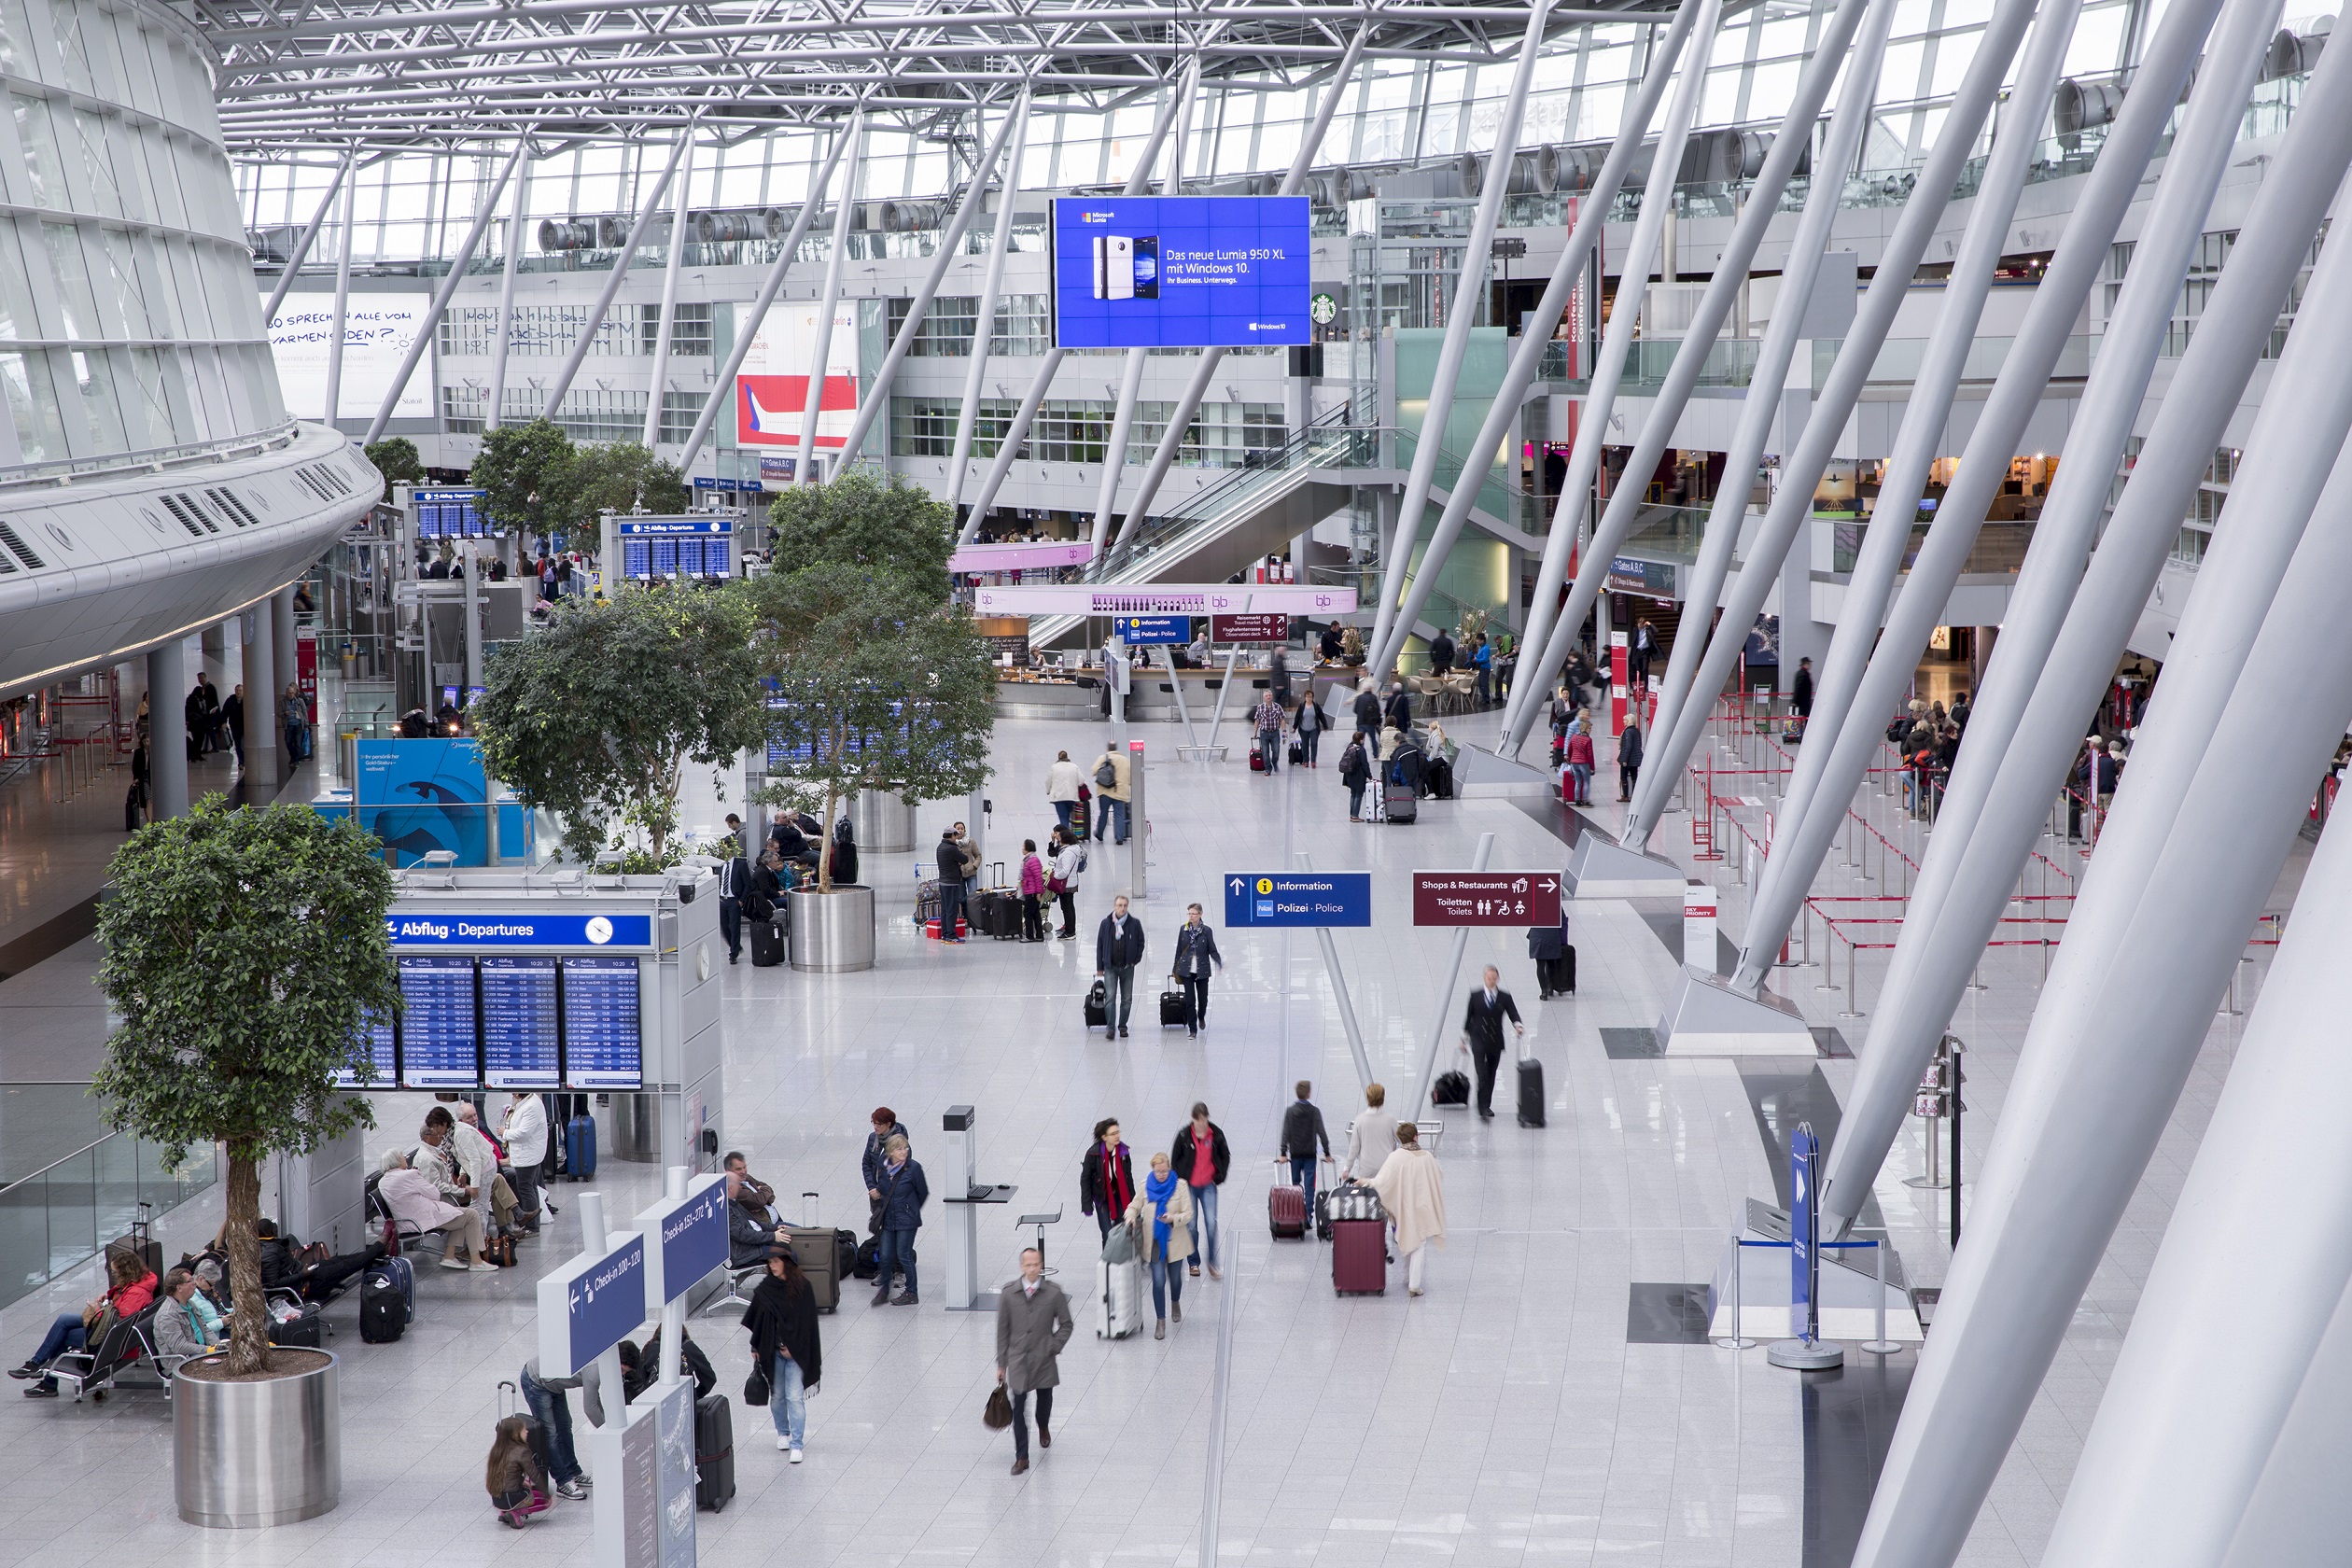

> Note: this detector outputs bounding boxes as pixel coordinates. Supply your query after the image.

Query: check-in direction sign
[1225,873,1372,929]
[634,1174,731,1306]
[537,1231,647,1378]
[1411,871,1562,927]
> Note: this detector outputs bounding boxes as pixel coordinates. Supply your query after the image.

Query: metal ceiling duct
[538,218,601,251]
[2054,75,2129,134]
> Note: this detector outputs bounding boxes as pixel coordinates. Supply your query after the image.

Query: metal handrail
[0,419,309,492]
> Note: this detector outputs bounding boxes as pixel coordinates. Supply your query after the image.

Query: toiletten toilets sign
[735,303,860,452]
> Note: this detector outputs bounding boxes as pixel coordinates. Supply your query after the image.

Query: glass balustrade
[0,1085,219,1312]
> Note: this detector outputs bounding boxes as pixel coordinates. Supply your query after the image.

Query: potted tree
[472,588,769,868]
[743,565,996,969]
[91,797,400,1528]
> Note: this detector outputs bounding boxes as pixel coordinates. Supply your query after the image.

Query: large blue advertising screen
[1051,196,1311,349]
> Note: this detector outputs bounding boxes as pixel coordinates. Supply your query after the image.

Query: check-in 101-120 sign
[1052,196,1312,349]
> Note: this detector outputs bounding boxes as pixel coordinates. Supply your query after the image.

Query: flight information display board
[563,957,643,1089]
[481,956,561,1089]
[336,1011,398,1089]
[397,956,481,1089]
[1051,196,1312,348]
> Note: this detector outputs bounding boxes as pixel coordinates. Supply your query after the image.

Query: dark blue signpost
[1222,872,1373,929]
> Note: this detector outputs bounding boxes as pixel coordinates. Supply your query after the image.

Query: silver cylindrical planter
[849,790,916,851]
[608,1093,662,1162]
[175,1350,341,1527]
[790,884,876,972]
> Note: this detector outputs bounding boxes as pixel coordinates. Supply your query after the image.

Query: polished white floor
[0,704,2286,1567]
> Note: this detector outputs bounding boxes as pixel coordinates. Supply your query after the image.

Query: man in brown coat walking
[995,1247,1074,1475]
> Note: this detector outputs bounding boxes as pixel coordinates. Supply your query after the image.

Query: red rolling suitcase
[1267,1179,1307,1239]
[1331,1216,1387,1295]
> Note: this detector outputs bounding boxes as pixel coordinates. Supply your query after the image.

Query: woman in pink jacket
[1018,839,1046,943]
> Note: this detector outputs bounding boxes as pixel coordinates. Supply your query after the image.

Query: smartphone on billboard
[1131,236,1159,299]
[1092,234,1135,300]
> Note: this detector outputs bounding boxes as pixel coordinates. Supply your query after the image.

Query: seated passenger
[723,1151,777,1221]
[257,1218,385,1303]
[12,1246,157,1397]
[379,1149,500,1272]
[728,1169,786,1268]
[151,1268,217,1364]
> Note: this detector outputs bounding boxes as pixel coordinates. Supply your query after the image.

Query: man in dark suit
[1460,965,1525,1120]
[718,818,752,964]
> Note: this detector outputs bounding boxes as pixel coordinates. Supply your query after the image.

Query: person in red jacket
[14,1246,157,1395]
[1564,727,1596,806]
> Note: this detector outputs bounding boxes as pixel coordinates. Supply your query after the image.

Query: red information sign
[1211,612,1290,643]
[1411,871,1563,927]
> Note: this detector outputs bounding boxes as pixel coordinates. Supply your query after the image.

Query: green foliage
[473,589,769,863]
[740,562,997,890]
[91,797,399,1374]
[469,417,576,535]
[766,473,957,603]
[363,437,424,502]
[557,441,691,525]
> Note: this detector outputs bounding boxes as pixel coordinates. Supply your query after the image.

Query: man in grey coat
[994,1247,1074,1476]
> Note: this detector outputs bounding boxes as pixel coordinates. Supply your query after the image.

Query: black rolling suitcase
[987,890,1022,940]
[749,918,785,967]
[1159,988,1188,1027]
[1383,783,1418,823]
[1517,1051,1547,1127]
[1084,979,1108,1028]
[695,1393,735,1511]
[270,1302,326,1347]
[1557,945,1575,995]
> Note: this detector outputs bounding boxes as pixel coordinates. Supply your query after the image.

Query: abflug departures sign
[1052,196,1312,348]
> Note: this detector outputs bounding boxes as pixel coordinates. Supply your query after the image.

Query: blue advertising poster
[1051,196,1312,348]
[1790,1123,1818,1338]
[352,739,526,868]
[1222,872,1374,928]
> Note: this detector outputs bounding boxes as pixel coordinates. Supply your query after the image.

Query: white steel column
[2033,722,2352,1568]
[262,147,357,329]
[955,79,1196,540]
[544,132,694,420]
[640,124,698,448]
[1383,0,1836,684]
[485,146,535,432]
[321,143,360,427]
[1813,16,2352,1242]
[1495,0,1899,751]
[368,136,533,445]
[1365,0,1557,669]
[678,123,859,470]
[1108,28,1379,553]
[1731,0,2258,997]
[836,102,1024,470]
[796,114,867,485]
[1613,0,2048,847]
[946,94,1034,511]
[1090,59,1198,553]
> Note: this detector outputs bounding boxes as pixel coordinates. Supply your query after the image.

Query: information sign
[395,955,479,1089]
[1210,612,1289,643]
[1222,872,1373,929]
[1051,196,1312,348]
[1111,614,1189,645]
[412,486,486,539]
[1411,872,1562,927]
[564,956,645,1089]
[481,955,560,1088]
[635,1174,730,1304]
[385,912,653,949]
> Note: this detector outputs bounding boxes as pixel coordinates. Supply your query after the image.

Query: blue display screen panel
[562,956,643,1090]
[397,956,481,1089]
[481,956,560,1089]
[623,539,652,579]
[335,1010,398,1089]
[1051,196,1312,349]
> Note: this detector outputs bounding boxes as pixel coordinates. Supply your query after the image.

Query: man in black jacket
[1351,685,1384,758]
[1428,629,1455,675]
[1094,894,1146,1038]
[1790,657,1815,724]
[728,1169,786,1267]
[1169,903,1224,1038]
[1278,1083,1331,1217]
[1461,965,1525,1120]
[934,829,969,943]
[1384,680,1412,735]
[718,820,752,963]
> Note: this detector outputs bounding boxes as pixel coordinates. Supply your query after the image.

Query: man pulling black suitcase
[1459,966,1524,1121]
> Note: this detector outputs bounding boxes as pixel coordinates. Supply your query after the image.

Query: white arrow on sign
[1536,877,1558,892]
[1229,876,1246,893]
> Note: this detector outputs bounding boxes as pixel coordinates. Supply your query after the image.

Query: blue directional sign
[537,1232,647,1376]
[635,1174,731,1305]
[1223,872,1373,929]
[385,912,653,949]
[1790,1123,1819,1341]
[1112,614,1190,645]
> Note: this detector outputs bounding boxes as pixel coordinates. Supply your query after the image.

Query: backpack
[1095,757,1118,789]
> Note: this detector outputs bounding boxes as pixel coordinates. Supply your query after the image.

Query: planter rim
[175,1346,335,1383]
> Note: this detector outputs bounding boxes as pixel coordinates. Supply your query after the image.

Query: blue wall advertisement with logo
[1051,196,1312,349]
[350,739,527,867]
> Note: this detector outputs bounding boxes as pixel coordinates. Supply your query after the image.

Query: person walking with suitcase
[1527,908,1574,1000]
[1095,894,1146,1039]
[1045,750,1085,835]
[1280,1083,1332,1219]
[995,1247,1073,1476]
[1169,904,1223,1037]
[1344,1084,1399,1183]
[1079,1120,1135,1243]
[1293,689,1327,767]
[1169,1104,1230,1281]
[1461,967,1524,1120]
[743,1244,821,1461]
[1366,1123,1446,1296]
[870,1136,928,1306]
[1124,1153,1196,1339]
[1251,693,1285,774]
[717,832,751,964]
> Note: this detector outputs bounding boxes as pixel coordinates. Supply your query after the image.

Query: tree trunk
[222,1150,270,1376]
[819,777,839,893]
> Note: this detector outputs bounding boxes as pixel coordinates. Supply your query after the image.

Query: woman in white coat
[1367,1123,1445,1296]
[1044,751,1085,836]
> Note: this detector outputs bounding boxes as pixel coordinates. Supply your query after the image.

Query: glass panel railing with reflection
[0,1084,219,1312]
[1085,406,1369,582]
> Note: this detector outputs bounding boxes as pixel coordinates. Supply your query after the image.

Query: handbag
[983,1385,1013,1431]
[744,1359,771,1408]
[1046,875,1067,895]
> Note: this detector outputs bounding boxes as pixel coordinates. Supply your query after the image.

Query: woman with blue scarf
[1122,1152,1196,1340]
